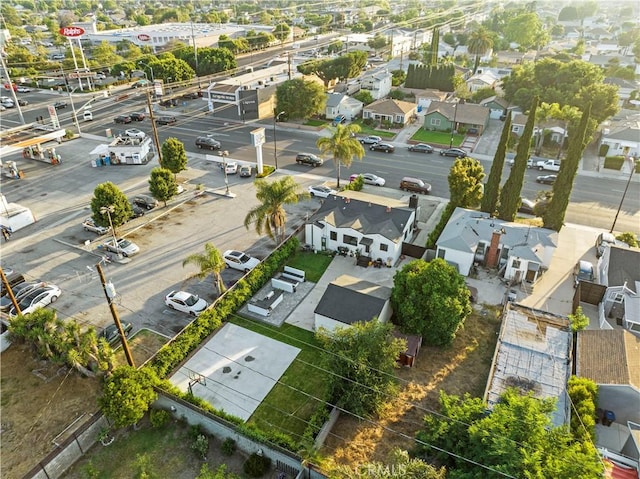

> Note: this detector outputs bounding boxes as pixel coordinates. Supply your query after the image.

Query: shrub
[343,175,363,191]
[221,437,237,456]
[192,434,209,459]
[188,424,204,441]
[149,408,170,428]
[243,452,272,477]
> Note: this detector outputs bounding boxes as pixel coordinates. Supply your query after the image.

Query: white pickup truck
[535,159,561,171]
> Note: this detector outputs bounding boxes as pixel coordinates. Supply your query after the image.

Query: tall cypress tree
[481,113,512,215]
[542,103,591,231]
[497,96,539,221]
[430,28,439,65]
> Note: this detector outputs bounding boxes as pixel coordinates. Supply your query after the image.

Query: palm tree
[244,176,310,245]
[182,243,227,295]
[467,27,493,74]
[316,123,365,188]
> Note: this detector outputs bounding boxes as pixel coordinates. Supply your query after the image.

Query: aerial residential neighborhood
[1,0,639,478]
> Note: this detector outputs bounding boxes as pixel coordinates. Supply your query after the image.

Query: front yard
[411,129,465,147]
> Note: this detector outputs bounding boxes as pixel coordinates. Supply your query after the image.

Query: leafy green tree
[391,69,406,86]
[616,232,638,247]
[317,320,405,417]
[326,40,343,55]
[244,176,310,244]
[354,90,374,105]
[448,158,485,208]
[90,41,123,66]
[567,376,598,443]
[275,78,326,120]
[99,366,158,429]
[503,12,549,50]
[417,389,603,479]
[90,182,133,231]
[316,123,365,188]
[568,306,589,333]
[173,46,236,76]
[139,54,195,82]
[367,33,388,55]
[148,167,177,207]
[182,242,227,295]
[272,23,290,46]
[467,27,493,73]
[196,464,240,479]
[543,104,591,231]
[498,96,538,221]
[391,258,471,346]
[329,448,445,478]
[481,113,512,214]
[160,138,188,177]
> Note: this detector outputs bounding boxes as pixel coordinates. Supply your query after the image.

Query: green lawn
[304,119,327,127]
[411,129,464,147]
[285,250,334,283]
[350,119,396,139]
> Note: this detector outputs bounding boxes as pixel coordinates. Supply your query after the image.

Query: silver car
[83,218,110,235]
[103,238,140,257]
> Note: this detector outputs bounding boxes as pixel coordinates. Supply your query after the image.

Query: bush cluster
[243,452,272,477]
[149,408,170,428]
[221,437,237,456]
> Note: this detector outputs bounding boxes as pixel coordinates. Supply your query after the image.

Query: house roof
[466,71,499,86]
[425,101,490,126]
[604,126,640,143]
[607,246,640,293]
[314,276,390,325]
[479,95,509,109]
[400,88,449,101]
[311,194,414,243]
[326,92,347,108]
[364,98,416,115]
[436,207,558,264]
[577,329,640,389]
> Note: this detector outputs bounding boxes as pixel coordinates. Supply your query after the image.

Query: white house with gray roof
[600,125,640,158]
[324,92,363,121]
[436,208,558,283]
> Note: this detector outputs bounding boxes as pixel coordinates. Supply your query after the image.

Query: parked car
[95,72,107,80]
[195,136,221,150]
[82,217,110,235]
[225,162,238,175]
[17,99,28,106]
[129,112,146,121]
[0,281,46,312]
[370,142,395,153]
[53,101,67,110]
[0,97,15,108]
[131,80,149,88]
[124,128,146,139]
[350,173,385,186]
[83,111,93,121]
[295,153,323,167]
[0,271,25,297]
[573,260,595,287]
[239,165,252,177]
[159,98,179,107]
[114,115,132,124]
[155,116,177,125]
[103,238,140,257]
[129,203,146,219]
[359,135,382,145]
[400,176,431,194]
[164,291,208,316]
[99,322,133,345]
[223,250,260,272]
[507,153,533,168]
[439,148,467,157]
[308,185,337,198]
[518,198,537,216]
[332,114,346,126]
[16,86,31,93]
[536,174,557,185]
[536,159,561,171]
[9,285,61,317]
[595,232,629,258]
[182,91,201,99]
[132,194,158,210]
[408,143,434,154]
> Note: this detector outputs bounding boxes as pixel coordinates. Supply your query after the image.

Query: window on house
[513,126,521,133]
[430,118,441,126]
[512,259,521,268]
[330,231,337,241]
[343,234,358,246]
[614,293,624,303]
[437,249,445,258]
[380,243,388,252]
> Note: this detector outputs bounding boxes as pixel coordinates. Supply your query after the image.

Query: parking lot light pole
[449,102,458,148]
[100,205,122,260]
[220,150,230,196]
[137,62,155,82]
[274,111,285,170]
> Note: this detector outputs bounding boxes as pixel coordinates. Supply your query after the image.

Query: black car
[195,136,221,150]
[129,203,146,219]
[129,112,146,121]
[53,101,67,110]
[159,98,178,107]
[370,142,395,153]
[439,148,467,157]
[408,143,434,154]
[132,194,158,210]
[114,115,132,124]
[155,116,177,125]
[99,321,133,345]
[295,153,323,167]
[536,174,557,185]
[182,91,200,99]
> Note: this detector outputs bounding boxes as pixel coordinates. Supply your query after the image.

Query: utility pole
[146,88,163,165]
[610,157,637,233]
[95,263,135,367]
[0,268,21,315]
[0,54,25,125]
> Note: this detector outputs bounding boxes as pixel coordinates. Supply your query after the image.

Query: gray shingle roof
[604,126,640,142]
[608,246,640,293]
[425,101,490,126]
[326,92,346,108]
[314,282,388,325]
[577,329,640,388]
[364,98,416,115]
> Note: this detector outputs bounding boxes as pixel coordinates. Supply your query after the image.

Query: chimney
[486,230,502,269]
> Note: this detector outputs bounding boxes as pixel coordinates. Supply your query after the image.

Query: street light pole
[138,62,155,82]
[273,110,285,170]
[100,205,122,260]
[220,150,230,196]
[449,102,458,148]
[610,157,637,233]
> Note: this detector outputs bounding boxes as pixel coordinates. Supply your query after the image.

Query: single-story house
[423,101,490,135]
[597,246,640,333]
[479,95,510,119]
[314,275,392,332]
[399,88,449,111]
[600,126,640,158]
[304,192,417,265]
[465,70,500,93]
[604,78,640,106]
[362,98,417,126]
[493,50,536,65]
[324,92,363,121]
[358,68,393,100]
[510,115,567,143]
[435,207,558,282]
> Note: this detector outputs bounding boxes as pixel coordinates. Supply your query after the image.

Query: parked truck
[535,159,561,171]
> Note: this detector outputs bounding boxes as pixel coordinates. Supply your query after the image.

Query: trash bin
[103,156,110,166]
[603,410,615,426]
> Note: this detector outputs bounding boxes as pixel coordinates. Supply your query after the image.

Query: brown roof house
[362,98,417,126]
[423,101,490,135]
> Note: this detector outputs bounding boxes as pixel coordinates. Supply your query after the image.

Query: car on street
[114,115,132,124]
[223,250,260,272]
[82,218,110,235]
[439,148,467,157]
[99,322,133,345]
[182,91,200,99]
[16,86,31,93]
[350,173,386,186]
[400,176,432,194]
[124,128,146,139]
[239,165,252,177]
[518,198,537,215]
[53,101,67,109]
[506,153,533,168]
[103,238,140,257]
[17,99,28,106]
[159,98,179,107]
[0,97,15,108]
[370,142,395,153]
[131,80,149,88]
[536,159,561,171]
[295,153,323,167]
[129,112,146,121]
[155,116,177,125]
[164,291,208,316]
[95,72,107,80]
[536,174,557,185]
[195,136,221,150]
[9,285,61,317]
[0,281,46,312]
[225,162,238,174]
[359,135,382,145]
[408,143,434,154]
[132,194,158,210]
[308,185,337,198]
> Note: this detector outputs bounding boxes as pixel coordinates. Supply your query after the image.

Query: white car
[82,217,110,235]
[17,86,31,93]
[308,185,337,198]
[350,173,385,186]
[225,162,238,175]
[223,250,260,272]
[124,128,146,139]
[9,285,61,317]
[164,291,208,316]
[0,281,46,312]
[103,238,140,257]
[0,97,15,108]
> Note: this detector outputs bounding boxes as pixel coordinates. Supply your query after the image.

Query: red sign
[59,26,85,37]
[137,34,151,41]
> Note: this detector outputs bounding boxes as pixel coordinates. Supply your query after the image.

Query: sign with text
[59,26,85,37]
[137,34,151,42]
[250,128,265,147]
